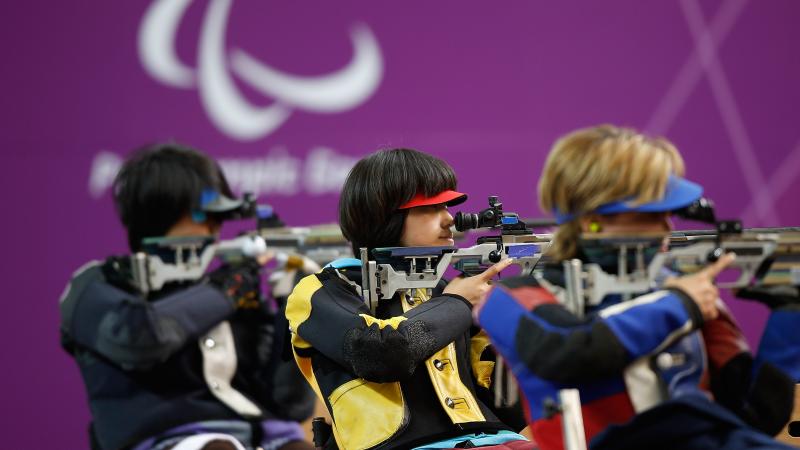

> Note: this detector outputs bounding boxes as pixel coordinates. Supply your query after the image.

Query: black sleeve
[702,305,796,435]
[711,353,795,436]
[60,263,234,370]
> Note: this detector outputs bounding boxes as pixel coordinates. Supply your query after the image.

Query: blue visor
[553,175,703,224]
[191,188,247,223]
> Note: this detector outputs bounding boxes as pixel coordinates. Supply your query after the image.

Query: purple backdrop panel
[2,1,799,447]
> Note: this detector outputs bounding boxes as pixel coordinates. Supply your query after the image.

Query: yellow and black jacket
[286,264,520,450]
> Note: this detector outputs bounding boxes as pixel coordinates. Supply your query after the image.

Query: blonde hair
[539,124,685,260]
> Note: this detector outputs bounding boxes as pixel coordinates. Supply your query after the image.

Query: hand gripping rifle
[359,196,551,313]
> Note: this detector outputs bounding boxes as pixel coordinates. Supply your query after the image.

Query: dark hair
[113,143,233,251]
[339,148,458,255]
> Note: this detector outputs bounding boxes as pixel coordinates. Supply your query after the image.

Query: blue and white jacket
[477,268,798,450]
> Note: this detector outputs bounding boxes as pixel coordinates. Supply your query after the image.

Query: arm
[478,279,704,384]
[285,268,473,382]
[60,263,234,370]
[703,301,798,435]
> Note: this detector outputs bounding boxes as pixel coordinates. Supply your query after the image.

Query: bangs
[390,148,458,206]
[412,157,458,198]
[609,137,682,208]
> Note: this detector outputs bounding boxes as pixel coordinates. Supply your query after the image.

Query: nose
[441,208,454,228]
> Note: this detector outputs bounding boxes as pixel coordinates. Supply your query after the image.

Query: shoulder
[287,267,360,308]
[70,259,105,283]
[288,272,326,301]
[59,260,105,304]
[286,268,364,331]
[496,275,559,310]
[59,259,108,329]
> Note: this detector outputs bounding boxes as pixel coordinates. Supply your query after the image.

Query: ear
[579,214,603,233]
[206,219,222,236]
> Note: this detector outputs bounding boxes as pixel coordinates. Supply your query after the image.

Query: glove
[209,260,264,310]
[736,284,800,310]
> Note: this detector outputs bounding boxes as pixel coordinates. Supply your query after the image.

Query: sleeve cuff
[440,293,473,309]
[666,287,704,329]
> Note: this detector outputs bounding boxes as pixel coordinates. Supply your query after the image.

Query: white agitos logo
[138,0,383,141]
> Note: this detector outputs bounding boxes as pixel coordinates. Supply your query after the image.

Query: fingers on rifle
[702,252,737,278]
[480,258,514,281]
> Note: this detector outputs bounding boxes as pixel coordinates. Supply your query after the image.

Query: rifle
[126,193,348,295]
[130,234,268,295]
[124,192,269,294]
[359,196,551,313]
[668,225,800,287]
[130,221,353,298]
[553,223,800,316]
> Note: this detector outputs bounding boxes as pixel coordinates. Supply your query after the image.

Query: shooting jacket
[59,258,314,450]
[285,264,522,450]
[478,264,799,450]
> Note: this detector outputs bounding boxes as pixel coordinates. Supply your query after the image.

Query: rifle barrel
[672,227,800,238]
[520,218,558,228]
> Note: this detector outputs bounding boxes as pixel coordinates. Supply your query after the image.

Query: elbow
[96,312,186,370]
[515,321,628,383]
[342,321,438,382]
[97,343,174,370]
[745,363,796,435]
[348,351,417,382]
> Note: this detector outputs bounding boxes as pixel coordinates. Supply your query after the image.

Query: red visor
[398,190,468,210]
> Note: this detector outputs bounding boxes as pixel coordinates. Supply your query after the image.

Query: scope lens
[455,212,479,231]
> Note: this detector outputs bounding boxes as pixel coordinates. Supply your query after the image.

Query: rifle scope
[455,196,523,232]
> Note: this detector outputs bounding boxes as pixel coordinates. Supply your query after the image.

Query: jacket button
[656,352,686,369]
[204,338,216,349]
[445,397,455,408]
[433,359,445,370]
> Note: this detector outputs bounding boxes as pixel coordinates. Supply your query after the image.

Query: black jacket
[59,258,313,450]
[286,265,524,450]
